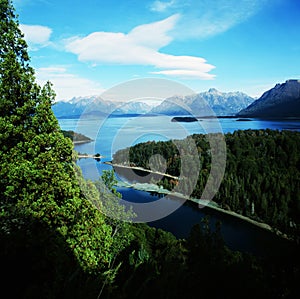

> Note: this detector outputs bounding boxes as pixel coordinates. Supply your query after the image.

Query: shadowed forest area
[114,129,300,241]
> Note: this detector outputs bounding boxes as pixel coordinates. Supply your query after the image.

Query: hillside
[238,80,300,118]
[113,129,300,241]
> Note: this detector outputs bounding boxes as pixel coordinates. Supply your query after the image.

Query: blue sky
[14,0,300,101]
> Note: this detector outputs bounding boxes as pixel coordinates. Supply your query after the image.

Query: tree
[0,0,119,282]
[0,0,39,196]
[94,170,135,256]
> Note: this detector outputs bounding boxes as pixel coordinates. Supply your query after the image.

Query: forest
[0,1,299,298]
[113,129,300,241]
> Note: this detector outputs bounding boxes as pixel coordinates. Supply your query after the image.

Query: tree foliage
[0,0,125,285]
[113,129,300,241]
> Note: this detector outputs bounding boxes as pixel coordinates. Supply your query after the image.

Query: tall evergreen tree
[0,0,38,145]
[0,0,121,285]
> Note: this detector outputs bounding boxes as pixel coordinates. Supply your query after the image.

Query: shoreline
[73,139,93,145]
[77,154,104,159]
[105,161,179,180]
[116,180,291,241]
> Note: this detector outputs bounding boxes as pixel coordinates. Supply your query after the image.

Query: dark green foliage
[215,129,300,240]
[114,129,300,241]
[0,0,127,291]
[109,219,299,299]
[94,171,135,260]
[0,213,86,299]
[111,223,187,299]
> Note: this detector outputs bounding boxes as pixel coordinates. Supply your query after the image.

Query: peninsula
[105,161,179,180]
[61,130,93,144]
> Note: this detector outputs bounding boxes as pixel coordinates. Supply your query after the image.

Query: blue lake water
[58,116,300,255]
[60,116,300,163]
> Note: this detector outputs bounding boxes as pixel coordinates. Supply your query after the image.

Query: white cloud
[151,69,214,80]
[64,15,215,80]
[170,0,268,40]
[150,0,176,12]
[19,24,52,49]
[36,66,104,101]
[129,14,178,49]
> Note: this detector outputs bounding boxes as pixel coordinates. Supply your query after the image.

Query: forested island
[113,129,300,242]
[171,116,199,122]
[0,1,299,299]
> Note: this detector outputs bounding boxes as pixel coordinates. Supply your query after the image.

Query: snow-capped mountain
[52,96,153,118]
[150,89,254,116]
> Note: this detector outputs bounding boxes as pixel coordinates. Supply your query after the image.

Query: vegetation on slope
[113,129,300,241]
[0,0,131,296]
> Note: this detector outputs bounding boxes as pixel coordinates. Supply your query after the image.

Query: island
[171,116,198,122]
[236,118,252,121]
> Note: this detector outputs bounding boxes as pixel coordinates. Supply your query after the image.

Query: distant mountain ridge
[151,89,254,116]
[52,96,153,118]
[238,80,300,118]
[52,89,255,118]
[53,81,300,119]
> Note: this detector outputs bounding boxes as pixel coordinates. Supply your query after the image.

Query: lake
[58,115,300,255]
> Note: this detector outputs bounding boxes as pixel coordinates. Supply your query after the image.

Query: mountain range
[52,89,255,118]
[52,80,300,119]
[52,96,153,118]
[150,89,254,116]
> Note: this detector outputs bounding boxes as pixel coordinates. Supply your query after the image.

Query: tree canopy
[113,129,300,241]
[0,0,127,285]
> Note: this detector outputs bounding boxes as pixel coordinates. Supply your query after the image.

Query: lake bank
[78,154,104,159]
[105,161,179,180]
[73,140,93,145]
[116,179,291,241]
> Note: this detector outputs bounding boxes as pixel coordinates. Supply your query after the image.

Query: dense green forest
[113,129,300,241]
[0,1,299,298]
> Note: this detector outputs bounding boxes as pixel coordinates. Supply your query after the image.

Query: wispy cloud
[150,0,177,12]
[64,15,215,80]
[150,69,213,79]
[19,24,52,50]
[36,66,104,100]
[153,0,268,40]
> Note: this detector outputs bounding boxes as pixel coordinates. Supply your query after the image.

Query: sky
[14,0,300,101]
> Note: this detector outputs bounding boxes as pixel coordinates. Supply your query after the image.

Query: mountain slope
[238,80,300,118]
